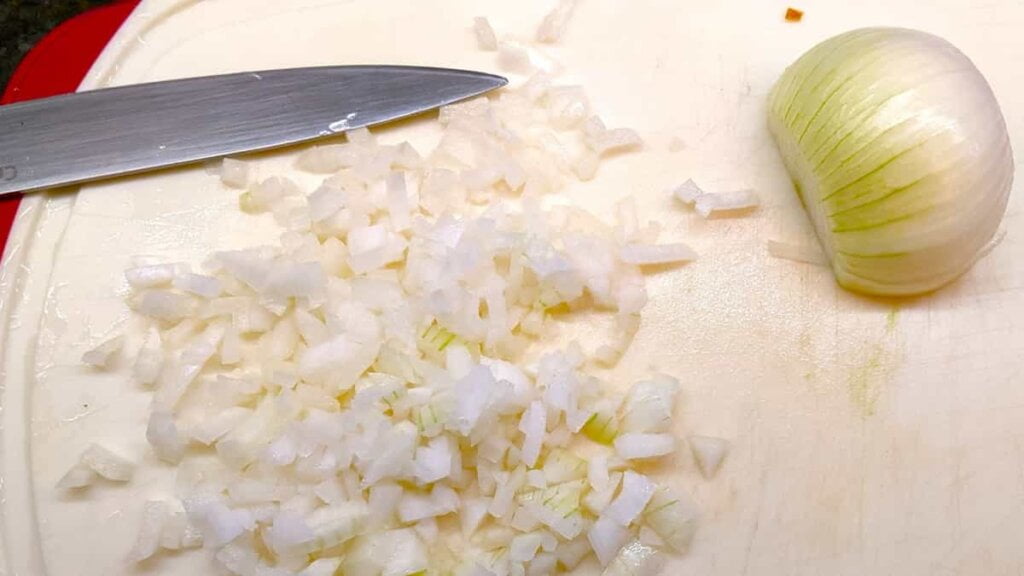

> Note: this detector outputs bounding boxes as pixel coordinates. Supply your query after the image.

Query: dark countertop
[0,1,110,91]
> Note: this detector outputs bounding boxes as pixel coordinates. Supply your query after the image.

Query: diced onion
[220,158,251,189]
[147,410,187,463]
[601,540,665,576]
[509,533,544,562]
[300,558,343,576]
[473,17,499,51]
[518,401,546,468]
[644,488,699,552]
[584,117,643,155]
[603,471,655,526]
[125,263,184,289]
[414,436,454,484]
[498,41,533,74]
[671,179,703,204]
[536,0,576,43]
[672,178,759,217]
[694,189,759,217]
[79,443,135,481]
[588,516,629,566]
[689,435,730,479]
[173,273,222,298]
[614,433,675,460]
[82,335,124,369]
[620,243,697,266]
[83,63,722,573]
[622,376,678,433]
[56,463,96,489]
[137,291,194,321]
[129,500,168,562]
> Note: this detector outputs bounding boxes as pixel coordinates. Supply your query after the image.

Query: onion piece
[133,327,164,387]
[671,179,704,205]
[583,472,621,515]
[509,533,544,562]
[536,0,576,43]
[189,406,252,445]
[184,499,255,548]
[244,176,302,212]
[555,537,592,571]
[518,401,547,468]
[588,516,629,566]
[693,189,759,218]
[82,335,124,369]
[300,558,344,576]
[128,500,169,562]
[220,158,251,189]
[80,443,135,481]
[522,482,586,539]
[542,449,587,484]
[382,528,429,576]
[214,542,259,575]
[348,225,406,273]
[498,41,533,74]
[643,487,699,552]
[587,455,610,491]
[689,435,731,479]
[582,409,619,445]
[583,117,643,155]
[138,291,194,322]
[413,436,454,484]
[308,183,346,223]
[601,540,665,576]
[622,376,679,434]
[126,263,185,289]
[147,410,187,463]
[614,433,675,460]
[160,504,202,550]
[461,498,489,537]
[529,552,557,576]
[620,243,697,266]
[603,471,655,526]
[266,511,316,556]
[56,463,96,489]
[473,17,498,51]
[173,273,222,298]
[307,501,369,549]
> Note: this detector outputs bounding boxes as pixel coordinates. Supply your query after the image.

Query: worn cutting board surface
[1,1,1023,575]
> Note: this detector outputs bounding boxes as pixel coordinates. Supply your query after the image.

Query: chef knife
[0,65,506,196]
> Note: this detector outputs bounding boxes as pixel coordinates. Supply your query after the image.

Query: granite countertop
[0,0,110,91]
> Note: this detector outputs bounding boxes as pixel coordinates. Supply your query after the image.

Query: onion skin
[768,28,1014,296]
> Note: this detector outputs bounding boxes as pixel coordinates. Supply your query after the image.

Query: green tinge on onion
[768,27,1013,296]
[582,411,619,445]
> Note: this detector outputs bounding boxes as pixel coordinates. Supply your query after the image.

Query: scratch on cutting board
[886,305,900,333]
[847,344,887,416]
[847,306,902,417]
[798,330,816,382]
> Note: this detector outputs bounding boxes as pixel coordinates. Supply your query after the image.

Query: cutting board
[1,1,1023,575]
[0,0,139,259]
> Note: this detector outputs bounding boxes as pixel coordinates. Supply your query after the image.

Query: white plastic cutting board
[1,1,1023,575]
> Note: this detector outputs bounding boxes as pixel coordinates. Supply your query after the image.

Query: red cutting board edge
[0,0,140,260]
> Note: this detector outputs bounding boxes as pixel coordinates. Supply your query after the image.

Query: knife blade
[0,65,506,196]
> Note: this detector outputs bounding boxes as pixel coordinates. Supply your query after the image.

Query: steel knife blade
[0,65,506,196]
